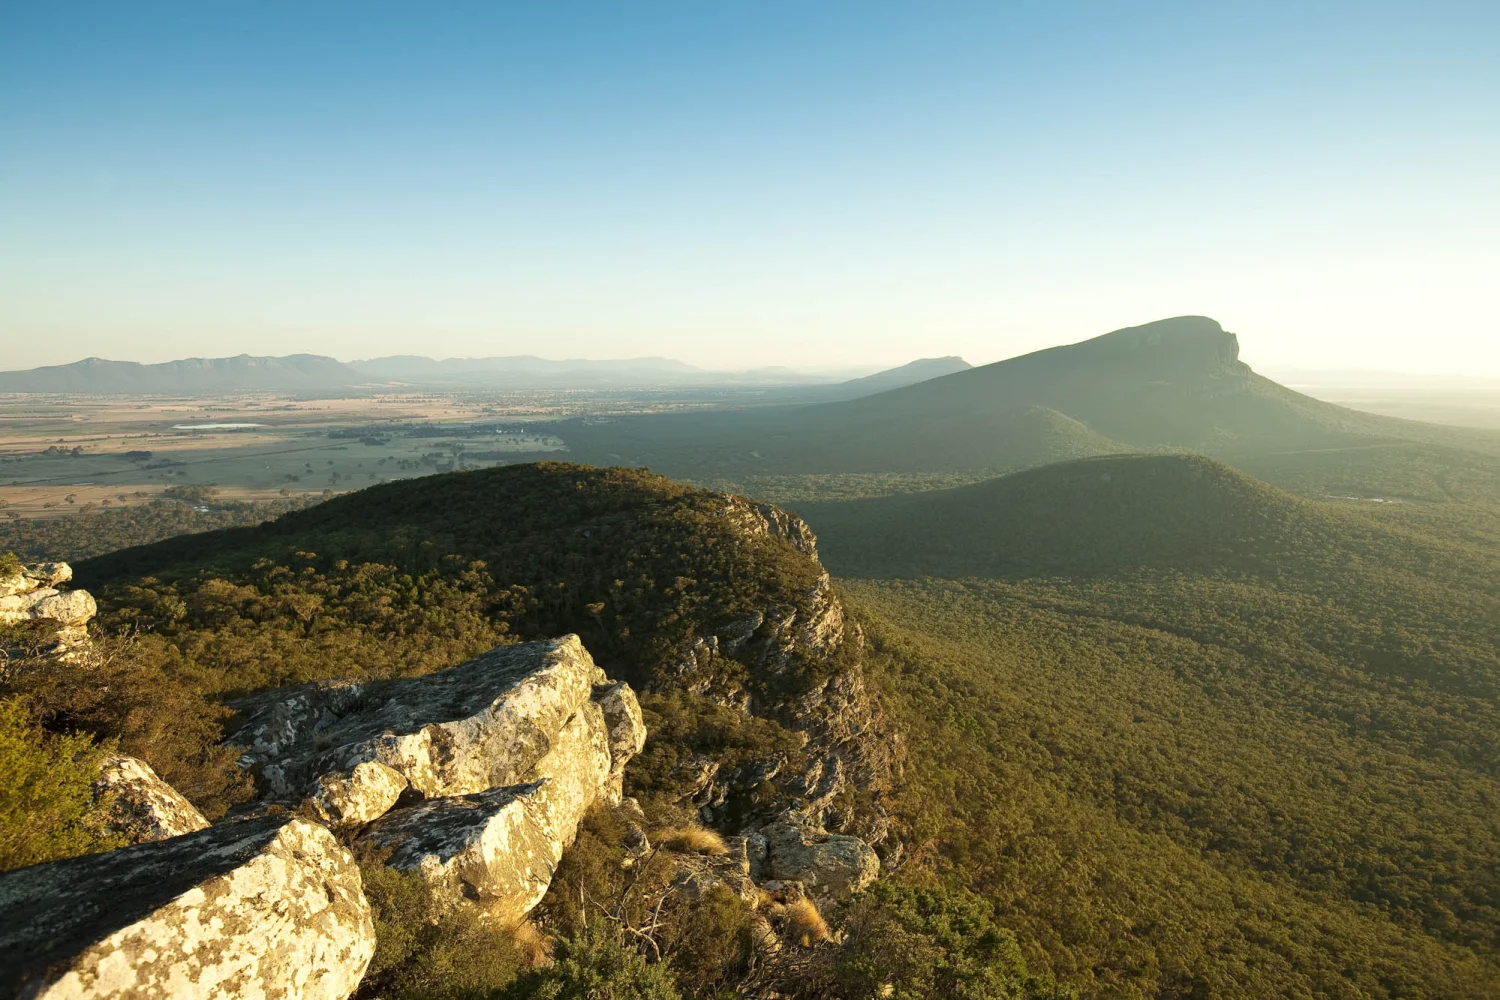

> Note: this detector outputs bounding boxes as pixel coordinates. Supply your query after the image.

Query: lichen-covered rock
[0,561,96,656]
[360,785,559,923]
[27,589,98,626]
[1,561,71,598]
[668,835,760,907]
[357,693,615,923]
[92,754,209,844]
[0,815,374,1000]
[230,636,641,828]
[760,817,879,903]
[594,682,646,805]
[306,760,408,829]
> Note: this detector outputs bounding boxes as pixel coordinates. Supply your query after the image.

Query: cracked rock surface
[230,635,642,828]
[0,815,374,1000]
[92,753,210,845]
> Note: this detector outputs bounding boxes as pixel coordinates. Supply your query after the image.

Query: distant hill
[556,317,1500,497]
[821,356,972,398]
[0,354,362,393]
[347,354,876,388]
[798,452,1497,585]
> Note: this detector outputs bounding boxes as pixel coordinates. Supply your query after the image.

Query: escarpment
[659,495,903,851]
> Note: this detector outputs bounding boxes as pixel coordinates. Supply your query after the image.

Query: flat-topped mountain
[0,354,362,393]
[556,317,1500,493]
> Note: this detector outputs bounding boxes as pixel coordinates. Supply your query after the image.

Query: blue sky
[2,1,1496,372]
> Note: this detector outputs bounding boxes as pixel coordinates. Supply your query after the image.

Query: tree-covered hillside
[847,580,1499,998]
[791,453,1500,995]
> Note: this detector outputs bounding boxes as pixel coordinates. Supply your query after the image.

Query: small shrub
[500,926,680,1000]
[0,551,20,576]
[0,696,122,872]
[355,856,525,1000]
[511,920,555,969]
[656,883,755,997]
[833,882,1073,1000]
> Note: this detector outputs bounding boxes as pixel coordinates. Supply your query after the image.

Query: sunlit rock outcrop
[230,636,645,924]
[0,816,374,1000]
[0,560,96,654]
[230,635,643,828]
[755,814,880,903]
[92,753,210,845]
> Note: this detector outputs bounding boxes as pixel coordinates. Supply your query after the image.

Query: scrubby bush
[834,882,1072,1000]
[1,634,251,818]
[768,896,830,949]
[501,927,680,1000]
[653,823,728,856]
[356,857,531,1000]
[0,696,121,872]
[534,807,756,999]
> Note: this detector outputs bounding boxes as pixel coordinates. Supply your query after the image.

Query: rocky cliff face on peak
[34,464,904,994]
[646,495,901,847]
[77,464,903,852]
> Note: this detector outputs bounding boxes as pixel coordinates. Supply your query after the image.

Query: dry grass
[510,920,554,969]
[769,897,830,948]
[653,823,729,855]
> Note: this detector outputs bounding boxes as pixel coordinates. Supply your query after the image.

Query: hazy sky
[2,2,1497,374]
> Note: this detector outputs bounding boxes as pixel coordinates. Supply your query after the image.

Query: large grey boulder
[357,695,612,919]
[595,681,647,803]
[0,561,71,598]
[230,635,644,828]
[356,674,624,924]
[0,816,374,1000]
[760,817,879,903]
[92,754,210,844]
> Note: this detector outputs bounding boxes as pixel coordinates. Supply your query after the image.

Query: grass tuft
[769,897,829,948]
[652,823,729,855]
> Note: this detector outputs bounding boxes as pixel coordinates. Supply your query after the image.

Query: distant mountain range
[808,356,972,400]
[0,352,966,396]
[347,354,707,386]
[0,354,361,393]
